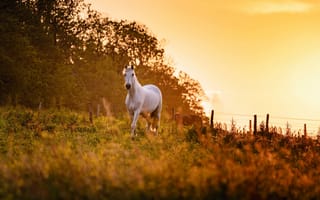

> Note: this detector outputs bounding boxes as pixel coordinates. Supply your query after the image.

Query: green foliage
[0,107,320,199]
[185,126,200,143]
[0,0,206,118]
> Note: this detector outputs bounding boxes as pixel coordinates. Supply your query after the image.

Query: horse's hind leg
[151,109,161,135]
[152,117,160,135]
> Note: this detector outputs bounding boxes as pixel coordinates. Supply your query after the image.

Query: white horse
[123,65,162,138]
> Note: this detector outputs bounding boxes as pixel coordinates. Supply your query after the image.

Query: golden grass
[0,107,320,199]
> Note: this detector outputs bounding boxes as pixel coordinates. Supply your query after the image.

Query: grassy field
[0,107,320,199]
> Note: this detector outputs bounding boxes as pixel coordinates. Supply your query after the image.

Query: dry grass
[0,107,320,199]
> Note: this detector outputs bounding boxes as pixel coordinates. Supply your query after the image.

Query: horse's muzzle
[125,84,131,90]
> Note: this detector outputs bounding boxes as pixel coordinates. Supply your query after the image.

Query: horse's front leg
[131,109,141,138]
[141,112,152,132]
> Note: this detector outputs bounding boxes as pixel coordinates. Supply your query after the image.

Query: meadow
[0,107,320,199]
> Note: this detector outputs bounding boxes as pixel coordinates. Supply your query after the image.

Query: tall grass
[0,107,320,199]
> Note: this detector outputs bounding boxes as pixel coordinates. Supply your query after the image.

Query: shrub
[0,107,320,199]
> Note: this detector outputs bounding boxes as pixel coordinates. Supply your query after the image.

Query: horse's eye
[132,73,134,77]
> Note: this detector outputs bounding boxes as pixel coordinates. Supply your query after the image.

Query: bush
[0,107,320,199]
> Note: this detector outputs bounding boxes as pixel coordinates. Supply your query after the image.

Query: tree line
[0,0,207,120]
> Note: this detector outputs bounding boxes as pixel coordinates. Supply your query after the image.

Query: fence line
[216,112,320,122]
[210,110,320,136]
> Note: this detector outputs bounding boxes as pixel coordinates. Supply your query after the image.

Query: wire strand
[215,112,320,122]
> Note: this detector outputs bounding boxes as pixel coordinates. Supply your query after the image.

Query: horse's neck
[128,78,142,97]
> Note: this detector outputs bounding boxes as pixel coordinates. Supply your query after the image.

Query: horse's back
[143,84,162,97]
[142,84,162,112]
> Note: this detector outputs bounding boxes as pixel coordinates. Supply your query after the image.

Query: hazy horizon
[86,0,320,133]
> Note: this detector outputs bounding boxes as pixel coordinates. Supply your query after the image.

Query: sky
[86,0,320,132]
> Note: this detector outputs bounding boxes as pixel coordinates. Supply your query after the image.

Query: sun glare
[290,52,320,111]
[245,1,313,14]
[202,90,222,117]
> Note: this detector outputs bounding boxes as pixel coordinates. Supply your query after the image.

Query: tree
[0,0,207,120]
[178,71,206,117]
[0,0,42,106]
[104,20,164,71]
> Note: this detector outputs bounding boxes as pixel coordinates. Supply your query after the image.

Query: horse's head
[123,65,135,90]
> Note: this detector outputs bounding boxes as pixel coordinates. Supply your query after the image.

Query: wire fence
[213,112,320,136]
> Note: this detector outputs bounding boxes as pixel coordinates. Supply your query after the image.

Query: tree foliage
[0,0,206,119]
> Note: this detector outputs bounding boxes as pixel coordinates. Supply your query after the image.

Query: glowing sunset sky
[87,0,320,130]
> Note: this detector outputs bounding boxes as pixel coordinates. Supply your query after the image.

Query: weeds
[0,107,320,199]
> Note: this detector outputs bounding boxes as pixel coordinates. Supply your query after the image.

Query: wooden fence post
[286,122,290,136]
[253,115,257,135]
[88,103,93,124]
[249,120,252,134]
[38,102,42,111]
[38,102,42,117]
[266,113,269,133]
[210,110,214,129]
[304,124,307,137]
[96,104,100,117]
[172,108,175,120]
